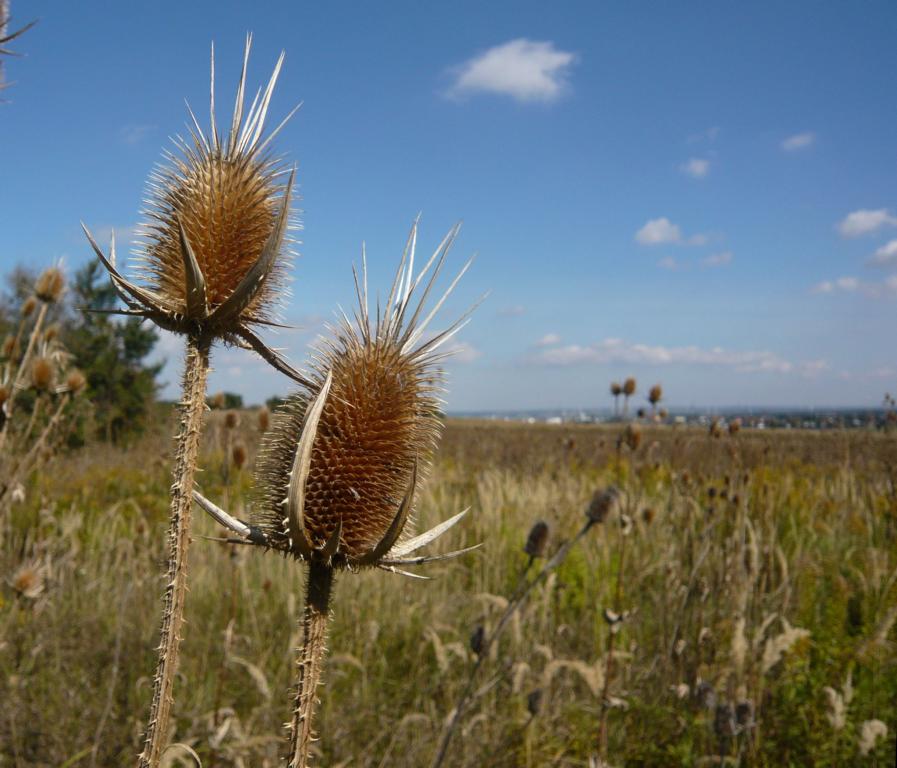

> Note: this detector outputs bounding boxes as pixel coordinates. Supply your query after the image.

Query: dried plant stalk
[289,560,334,767]
[137,336,210,767]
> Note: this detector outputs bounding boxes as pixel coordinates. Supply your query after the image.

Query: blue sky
[2,1,896,410]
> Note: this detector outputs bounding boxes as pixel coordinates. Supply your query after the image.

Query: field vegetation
[2,414,895,766]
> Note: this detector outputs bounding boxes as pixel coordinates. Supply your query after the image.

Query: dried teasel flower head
[11,562,45,600]
[82,36,307,385]
[21,296,37,318]
[469,625,485,656]
[587,486,620,523]
[648,384,662,405]
[524,520,550,558]
[30,357,53,391]
[2,335,16,358]
[35,266,65,303]
[194,221,482,575]
[43,324,59,343]
[63,369,87,395]
[709,418,723,438]
[610,381,622,397]
[232,443,247,470]
[622,376,636,396]
[728,417,742,436]
[225,410,239,429]
[621,422,641,451]
[527,689,543,717]
[257,406,270,432]
[0,385,9,407]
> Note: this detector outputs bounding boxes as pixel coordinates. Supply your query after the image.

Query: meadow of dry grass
[2,415,896,766]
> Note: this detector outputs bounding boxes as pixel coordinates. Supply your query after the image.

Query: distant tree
[266,394,287,411]
[65,261,162,442]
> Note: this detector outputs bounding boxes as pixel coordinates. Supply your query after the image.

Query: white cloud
[868,239,897,266]
[528,337,808,374]
[444,340,482,363]
[635,217,682,245]
[837,209,897,238]
[534,333,561,347]
[702,251,733,267]
[119,124,155,145]
[657,256,680,270]
[812,274,897,298]
[680,158,710,178]
[447,39,575,103]
[781,132,815,151]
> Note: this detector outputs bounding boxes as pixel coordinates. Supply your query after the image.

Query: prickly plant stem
[0,302,47,452]
[289,560,334,768]
[430,519,596,768]
[137,334,211,768]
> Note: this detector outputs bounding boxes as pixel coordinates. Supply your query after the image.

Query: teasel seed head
[43,324,59,343]
[21,296,37,318]
[194,221,483,575]
[622,422,642,451]
[610,381,622,397]
[469,625,485,656]
[587,486,620,524]
[30,357,53,391]
[524,520,550,558]
[2,335,17,359]
[623,377,636,396]
[527,689,543,717]
[257,406,270,432]
[728,417,742,436]
[64,369,87,395]
[35,266,65,303]
[82,36,309,386]
[0,385,9,407]
[225,410,239,430]
[648,384,662,405]
[232,443,247,470]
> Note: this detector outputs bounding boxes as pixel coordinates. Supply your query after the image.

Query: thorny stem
[597,518,629,757]
[289,560,334,768]
[0,302,47,453]
[430,519,597,768]
[137,334,211,768]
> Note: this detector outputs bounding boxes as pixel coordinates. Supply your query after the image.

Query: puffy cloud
[781,132,815,151]
[680,158,710,178]
[444,340,482,363]
[534,333,562,347]
[635,217,682,245]
[868,239,897,266]
[837,209,897,238]
[447,39,575,103]
[702,251,733,267]
[812,274,897,298]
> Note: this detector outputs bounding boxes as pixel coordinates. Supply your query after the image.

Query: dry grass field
[2,415,896,766]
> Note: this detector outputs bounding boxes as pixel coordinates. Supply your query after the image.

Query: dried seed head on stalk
[232,443,247,470]
[194,221,483,574]
[63,369,87,395]
[82,35,308,385]
[524,520,550,558]
[35,266,65,303]
[30,357,53,391]
[21,296,37,317]
[622,377,636,396]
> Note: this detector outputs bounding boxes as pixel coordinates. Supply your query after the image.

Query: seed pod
[610,381,622,397]
[524,520,549,558]
[527,689,543,717]
[586,486,620,523]
[21,296,37,318]
[31,357,53,391]
[642,507,655,525]
[469,625,485,656]
[728,418,742,436]
[35,267,65,303]
[622,423,641,451]
[648,384,662,405]
[258,406,270,432]
[2,335,18,359]
[43,324,59,343]
[83,37,308,386]
[709,419,723,438]
[232,443,248,470]
[623,377,636,396]
[249,221,475,568]
[64,369,87,395]
[225,411,239,429]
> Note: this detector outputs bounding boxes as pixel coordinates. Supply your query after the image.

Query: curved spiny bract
[81,34,307,385]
